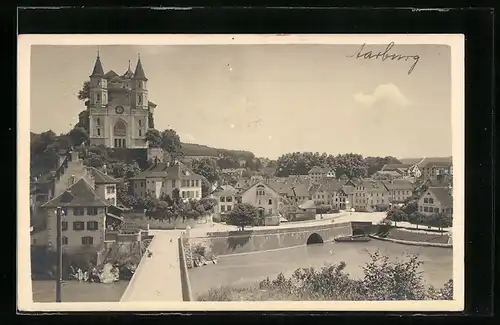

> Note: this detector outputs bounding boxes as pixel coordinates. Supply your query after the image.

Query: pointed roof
[122,60,134,79]
[132,57,148,81]
[42,178,108,208]
[426,187,453,208]
[90,53,105,78]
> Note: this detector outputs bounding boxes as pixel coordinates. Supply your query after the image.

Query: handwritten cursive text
[347,42,420,75]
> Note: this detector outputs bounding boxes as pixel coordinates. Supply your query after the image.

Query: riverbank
[196,250,454,301]
[371,227,452,248]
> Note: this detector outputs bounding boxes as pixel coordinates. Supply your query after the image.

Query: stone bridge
[189,221,375,256]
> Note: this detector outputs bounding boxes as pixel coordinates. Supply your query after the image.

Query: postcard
[18,34,464,312]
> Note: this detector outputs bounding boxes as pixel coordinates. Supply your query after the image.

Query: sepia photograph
[18,34,464,312]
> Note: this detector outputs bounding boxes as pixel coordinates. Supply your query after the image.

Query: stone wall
[190,222,354,256]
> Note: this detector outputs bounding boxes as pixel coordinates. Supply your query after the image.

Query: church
[86,52,156,149]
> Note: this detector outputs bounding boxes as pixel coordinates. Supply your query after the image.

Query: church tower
[88,51,108,143]
[87,52,150,149]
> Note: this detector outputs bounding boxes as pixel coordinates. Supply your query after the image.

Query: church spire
[132,54,148,81]
[122,59,134,79]
[90,49,105,78]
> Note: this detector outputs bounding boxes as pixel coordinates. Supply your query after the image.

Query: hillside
[180,142,255,159]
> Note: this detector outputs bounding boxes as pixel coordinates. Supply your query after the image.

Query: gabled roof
[290,183,311,197]
[360,180,388,192]
[241,181,281,197]
[42,178,108,208]
[382,179,414,190]
[308,166,329,174]
[105,70,119,79]
[427,187,453,208]
[88,167,119,184]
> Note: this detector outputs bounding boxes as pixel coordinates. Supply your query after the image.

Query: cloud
[354,84,410,107]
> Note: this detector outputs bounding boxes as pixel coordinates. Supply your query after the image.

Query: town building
[88,166,120,206]
[240,181,284,218]
[41,178,110,253]
[87,53,156,149]
[211,185,239,215]
[308,166,335,184]
[353,180,390,212]
[417,186,453,216]
[381,179,414,204]
[129,161,203,200]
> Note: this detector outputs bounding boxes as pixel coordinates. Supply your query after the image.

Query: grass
[197,283,303,301]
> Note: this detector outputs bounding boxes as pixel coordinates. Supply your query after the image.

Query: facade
[353,180,390,212]
[241,181,283,217]
[308,166,335,184]
[129,162,203,200]
[211,185,239,214]
[417,187,453,215]
[42,178,109,253]
[87,53,155,149]
[420,161,453,179]
[381,179,414,204]
[88,167,119,206]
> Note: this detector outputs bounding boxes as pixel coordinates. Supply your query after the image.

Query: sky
[30,44,452,160]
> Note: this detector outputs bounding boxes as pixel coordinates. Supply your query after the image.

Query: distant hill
[180,142,255,159]
[399,157,453,165]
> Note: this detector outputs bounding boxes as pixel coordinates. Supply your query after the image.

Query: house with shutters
[41,178,110,253]
[240,181,284,218]
[417,187,453,216]
[353,180,390,212]
[211,185,239,215]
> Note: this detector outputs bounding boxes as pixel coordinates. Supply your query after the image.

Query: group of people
[68,264,120,284]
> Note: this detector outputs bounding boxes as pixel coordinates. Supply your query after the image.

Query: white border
[18,34,465,312]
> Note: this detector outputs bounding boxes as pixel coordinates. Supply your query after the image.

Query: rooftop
[42,178,108,208]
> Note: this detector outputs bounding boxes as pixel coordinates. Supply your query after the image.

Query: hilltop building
[86,52,157,149]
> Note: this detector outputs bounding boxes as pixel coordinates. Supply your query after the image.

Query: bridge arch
[306,233,324,245]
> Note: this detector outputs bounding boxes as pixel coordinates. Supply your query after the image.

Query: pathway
[120,231,183,302]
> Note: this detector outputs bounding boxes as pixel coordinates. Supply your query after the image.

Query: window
[433,207,439,213]
[139,129,142,137]
[106,186,115,194]
[226,196,233,202]
[227,205,232,211]
[81,236,94,245]
[141,182,144,188]
[97,128,101,136]
[195,180,199,187]
[182,191,186,198]
[221,205,226,212]
[138,120,142,127]
[220,196,225,202]
[87,207,98,215]
[97,93,101,103]
[73,207,84,216]
[62,221,68,231]
[62,236,68,245]
[172,180,176,187]
[138,95,142,104]
[428,198,434,204]
[268,199,272,205]
[97,118,100,126]
[87,221,99,231]
[61,207,68,216]
[424,198,429,203]
[191,180,195,187]
[73,221,85,231]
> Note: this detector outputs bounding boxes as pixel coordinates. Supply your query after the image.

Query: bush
[199,250,453,301]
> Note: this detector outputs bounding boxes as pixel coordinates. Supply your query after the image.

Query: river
[32,280,130,302]
[188,240,453,299]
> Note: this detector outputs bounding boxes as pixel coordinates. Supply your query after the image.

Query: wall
[190,222,355,256]
[131,215,213,230]
[178,236,193,301]
[241,183,279,216]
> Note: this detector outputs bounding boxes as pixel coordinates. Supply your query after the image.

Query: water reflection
[188,241,453,298]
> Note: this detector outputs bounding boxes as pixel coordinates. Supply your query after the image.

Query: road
[120,231,183,302]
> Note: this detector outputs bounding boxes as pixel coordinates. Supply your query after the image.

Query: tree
[386,208,407,227]
[191,158,219,183]
[172,188,181,204]
[226,203,258,231]
[148,110,155,129]
[364,156,402,177]
[408,212,425,229]
[75,110,90,132]
[68,127,89,146]
[145,129,162,148]
[160,129,182,157]
[402,199,418,216]
[199,197,217,212]
[77,81,91,101]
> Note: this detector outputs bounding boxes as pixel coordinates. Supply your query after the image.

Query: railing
[178,236,193,301]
